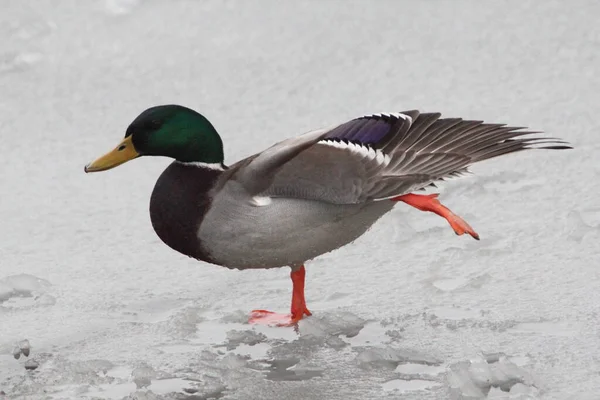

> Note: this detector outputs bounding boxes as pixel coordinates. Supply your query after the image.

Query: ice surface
[131,365,156,389]
[103,0,140,15]
[356,346,442,370]
[447,356,538,399]
[1,0,600,399]
[382,378,440,393]
[0,274,51,304]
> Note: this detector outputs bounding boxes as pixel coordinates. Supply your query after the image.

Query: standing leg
[249,265,312,326]
[289,265,312,321]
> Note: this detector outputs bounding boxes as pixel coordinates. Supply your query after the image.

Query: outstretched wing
[231,111,570,204]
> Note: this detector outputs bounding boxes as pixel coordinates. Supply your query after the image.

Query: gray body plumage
[150,110,570,270]
[198,181,394,269]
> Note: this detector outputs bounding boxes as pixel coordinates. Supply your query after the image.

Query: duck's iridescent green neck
[128,105,224,163]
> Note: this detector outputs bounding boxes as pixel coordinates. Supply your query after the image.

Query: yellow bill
[84,136,139,173]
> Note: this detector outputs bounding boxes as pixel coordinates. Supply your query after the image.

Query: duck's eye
[118,145,127,151]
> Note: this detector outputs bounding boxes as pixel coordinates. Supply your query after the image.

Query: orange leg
[392,193,480,240]
[249,265,312,327]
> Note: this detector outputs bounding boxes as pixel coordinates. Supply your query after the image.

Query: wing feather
[231,111,571,204]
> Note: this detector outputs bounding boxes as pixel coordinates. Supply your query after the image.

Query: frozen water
[355,346,442,370]
[0,274,51,304]
[131,365,156,389]
[103,0,141,15]
[224,329,267,350]
[382,378,440,393]
[447,356,538,399]
[1,0,600,399]
[395,363,446,377]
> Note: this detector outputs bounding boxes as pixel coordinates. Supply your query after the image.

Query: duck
[85,105,570,326]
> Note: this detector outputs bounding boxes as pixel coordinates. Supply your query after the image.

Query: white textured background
[1,1,599,399]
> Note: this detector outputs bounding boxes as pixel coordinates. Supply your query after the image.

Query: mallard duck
[85,105,570,326]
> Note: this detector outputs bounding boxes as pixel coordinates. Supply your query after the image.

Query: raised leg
[392,193,480,240]
[249,265,312,326]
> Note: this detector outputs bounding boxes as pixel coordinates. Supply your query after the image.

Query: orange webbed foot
[444,210,480,240]
[248,265,312,327]
[392,193,480,240]
[249,308,311,327]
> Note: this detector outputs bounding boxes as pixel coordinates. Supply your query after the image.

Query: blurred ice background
[1,0,599,399]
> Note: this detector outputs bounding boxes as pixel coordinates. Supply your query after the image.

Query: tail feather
[367,111,571,200]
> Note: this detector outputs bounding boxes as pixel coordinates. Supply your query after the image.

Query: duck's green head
[85,105,224,173]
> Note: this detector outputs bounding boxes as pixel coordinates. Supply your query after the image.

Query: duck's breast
[150,162,222,262]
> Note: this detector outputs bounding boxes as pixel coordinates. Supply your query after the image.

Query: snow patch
[482,177,546,193]
[0,52,42,74]
[345,321,388,347]
[265,358,324,381]
[447,356,537,398]
[82,378,195,399]
[382,378,440,393]
[431,306,481,320]
[0,274,53,309]
[432,277,470,291]
[509,321,581,337]
[297,311,367,342]
[132,365,156,389]
[430,273,492,292]
[395,363,446,376]
[356,346,441,370]
[565,210,599,242]
[104,0,141,15]
[225,329,267,350]
[233,342,272,359]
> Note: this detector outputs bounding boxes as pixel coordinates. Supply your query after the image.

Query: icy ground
[1,1,599,399]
